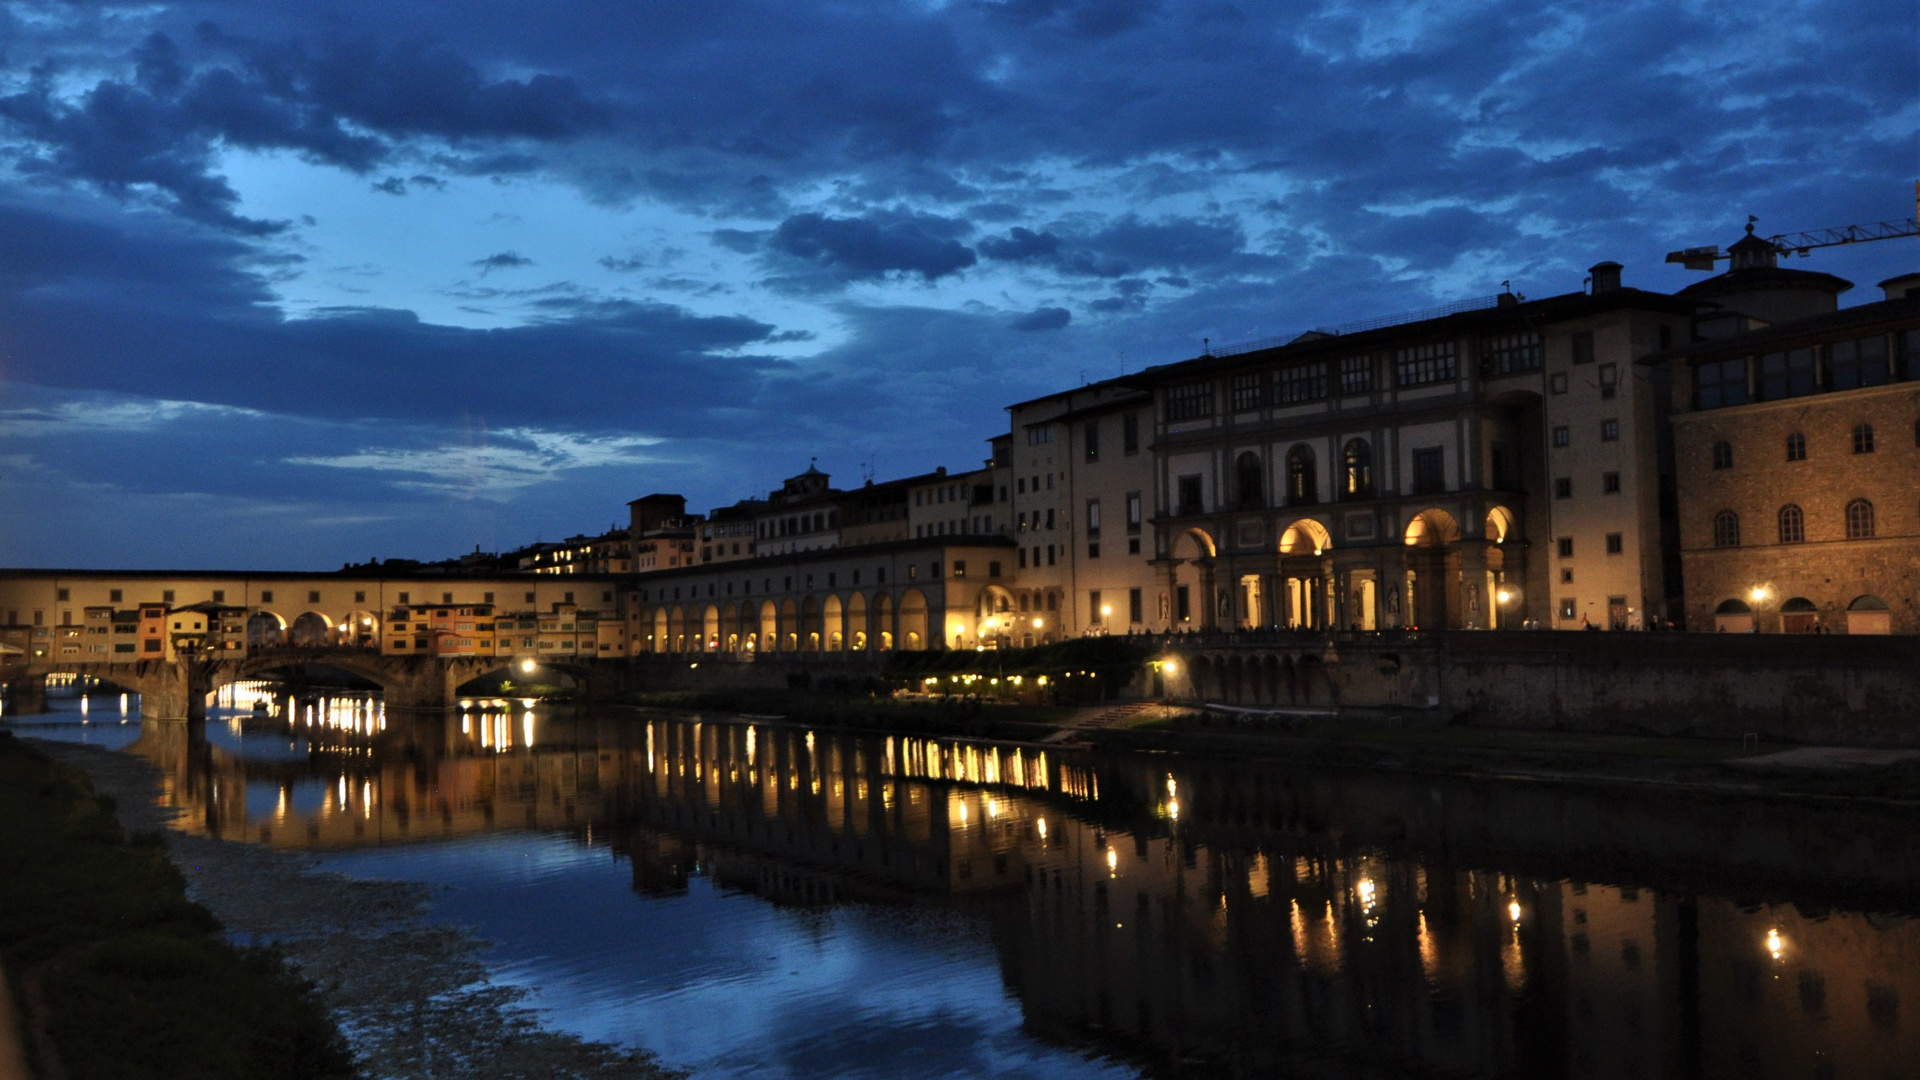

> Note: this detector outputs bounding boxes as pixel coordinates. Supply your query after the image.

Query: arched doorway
[872,593,893,650]
[823,595,844,650]
[1713,598,1754,634]
[1779,597,1819,634]
[703,605,721,651]
[1403,509,1461,629]
[899,589,928,651]
[1277,519,1331,629]
[1169,527,1217,630]
[759,600,779,652]
[846,592,868,651]
[1846,595,1891,636]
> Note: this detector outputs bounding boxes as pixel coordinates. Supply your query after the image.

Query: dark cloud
[472,251,533,273]
[371,175,407,195]
[1009,305,1070,331]
[765,210,977,285]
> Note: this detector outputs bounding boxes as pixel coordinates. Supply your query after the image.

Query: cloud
[471,251,534,273]
[371,175,408,195]
[1009,305,1070,331]
[765,210,977,286]
[287,427,667,499]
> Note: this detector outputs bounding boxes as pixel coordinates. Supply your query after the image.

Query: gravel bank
[30,740,681,1080]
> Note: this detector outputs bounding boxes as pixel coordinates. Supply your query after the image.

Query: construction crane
[1665,183,1920,271]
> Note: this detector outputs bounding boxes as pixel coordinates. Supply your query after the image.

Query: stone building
[1663,268,1920,634]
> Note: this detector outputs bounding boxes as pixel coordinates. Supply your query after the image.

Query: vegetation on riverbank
[0,732,354,1080]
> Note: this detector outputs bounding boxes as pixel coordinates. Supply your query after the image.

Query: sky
[0,0,1914,570]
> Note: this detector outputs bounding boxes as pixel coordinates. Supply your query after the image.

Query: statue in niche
[1468,582,1481,614]
[1386,584,1402,617]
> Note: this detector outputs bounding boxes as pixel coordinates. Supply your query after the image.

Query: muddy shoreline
[28,739,680,1080]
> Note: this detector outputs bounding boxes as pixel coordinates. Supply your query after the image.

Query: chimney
[1877,272,1920,301]
[1589,261,1623,294]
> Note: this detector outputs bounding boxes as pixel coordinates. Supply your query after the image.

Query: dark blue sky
[1,0,1914,568]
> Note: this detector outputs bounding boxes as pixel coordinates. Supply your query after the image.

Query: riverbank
[0,732,351,1080]
[20,737,682,1080]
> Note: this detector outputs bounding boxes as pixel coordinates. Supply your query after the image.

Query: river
[9,683,1920,1078]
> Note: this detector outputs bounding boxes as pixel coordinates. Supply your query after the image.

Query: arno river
[10,685,1920,1078]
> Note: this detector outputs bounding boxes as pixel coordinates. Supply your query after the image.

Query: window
[309,590,322,603]
[1571,331,1594,365]
[1846,499,1875,539]
[1711,440,1733,469]
[1695,358,1749,409]
[1713,510,1740,548]
[1277,362,1328,404]
[1089,591,1104,625]
[1083,420,1100,462]
[1786,432,1806,461]
[1126,493,1142,531]
[211,590,224,603]
[1166,382,1214,421]
[1600,419,1619,442]
[1557,537,1574,558]
[1286,445,1317,505]
[1128,588,1143,624]
[161,589,175,603]
[1599,363,1618,400]
[1759,348,1817,400]
[1341,440,1373,499]
[1829,336,1889,390]
[1550,373,1568,394]
[1338,356,1373,396]
[1559,598,1578,620]
[989,561,1002,578]
[1480,331,1542,374]
[1086,500,1101,536]
[952,562,965,579]
[1553,426,1570,448]
[257,590,270,604]
[1605,533,1623,554]
[56,588,69,602]
[1045,508,1055,529]
[394,591,405,604]
[1602,471,1621,494]
[1778,504,1805,544]
[1027,425,1055,445]
[1230,372,1265,411]
[1395,342,1457,387]
[1852,423,1875,454]
[1177,475,1203,516]
[524,591,535,603]
[1123,412,1139,454]
[1554,477,1572,499]
[1411,448,1445,495]
[1235,452,1264,509]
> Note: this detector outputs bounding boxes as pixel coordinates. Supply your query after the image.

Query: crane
[1665,183,1920,271]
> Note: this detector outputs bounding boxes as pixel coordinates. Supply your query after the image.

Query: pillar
[2,673,48,716]
[1457,543,1491,629]
[1194,559,1219,631]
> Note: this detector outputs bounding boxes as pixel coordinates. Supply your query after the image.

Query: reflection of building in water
[135,710,1920,1075]
[611,720,1078,901]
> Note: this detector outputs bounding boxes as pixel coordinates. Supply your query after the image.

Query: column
[1194,559,1219,631]
[1456,543,1490,630]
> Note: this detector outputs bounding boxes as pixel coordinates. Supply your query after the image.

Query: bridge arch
[288,611,334,648]
[247,611,288,648]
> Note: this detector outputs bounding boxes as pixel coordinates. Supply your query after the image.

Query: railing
[1206,295,1502,358]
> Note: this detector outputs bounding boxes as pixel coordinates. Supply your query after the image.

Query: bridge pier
[2,673,48,716]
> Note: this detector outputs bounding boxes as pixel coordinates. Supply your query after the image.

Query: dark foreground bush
[0,732,355,1080]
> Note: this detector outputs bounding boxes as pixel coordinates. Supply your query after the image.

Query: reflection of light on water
[1106,847,1118,876]
[1767,928,1785,961]
[1509,901,1523,923]
[1037,817,1047,841]
[1418,911,1439,983]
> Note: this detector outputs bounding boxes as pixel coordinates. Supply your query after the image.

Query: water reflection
[88,708,1920,1076]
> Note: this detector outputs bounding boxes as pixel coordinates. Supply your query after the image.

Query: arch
[1714,598,1752,614]
[1484,506,1517,544]
[1712,510,1740,548]
[823,595,844,651]
[799,596,822,652]
[873,593,894,650]
[1847,594,1891,635]
[1403,508,1461,547]
[246,610,287,649]
[1278,518,1331,556]
[1777,504,1805,544]
[651,609,668,653]
[1234,450,1265,510]
[779,598,799,652]
[759,600,778,651]
[1285,444,1317,505]
[846,592,869,651]
[1845,498,1875,539]
[1778,596,1819,634]
[289,611,333,648]
[1173,526,1217,560]
[898,589,929,651]
[1341,438,1373,500]
[666,606,686,653]
[702,605,720,651]
[338,609,380,648]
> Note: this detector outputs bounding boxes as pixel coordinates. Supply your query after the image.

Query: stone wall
[1438,632,1920,746]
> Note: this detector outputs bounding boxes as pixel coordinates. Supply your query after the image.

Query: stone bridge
[20,648,631,720]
